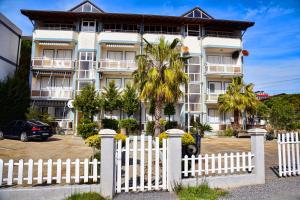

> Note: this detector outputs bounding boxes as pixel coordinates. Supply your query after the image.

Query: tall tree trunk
[154,100,162,136]
[233,109,240,130]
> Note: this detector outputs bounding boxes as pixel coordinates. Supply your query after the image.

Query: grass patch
[175,183,228,200]
[65,192,106,200]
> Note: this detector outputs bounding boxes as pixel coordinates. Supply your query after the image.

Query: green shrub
[165,121,178,130]
[77,118,98,139]
[119,118,139,134]
[175,183,227,200]
[85,135,101,149]
[158,132,169,145]
[101,118,119,131]
[146,121,155,136]
[218,128,234,137]
[182,132,196,146]
[114,133,127,142]
[65,192,106,200]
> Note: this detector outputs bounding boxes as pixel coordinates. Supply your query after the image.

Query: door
[125,51,136,60]
[57,50,72,59]
[107,51,122,60]
[208,82,222,94]
[43,49,54,59]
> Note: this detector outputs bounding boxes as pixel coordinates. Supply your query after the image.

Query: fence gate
[277,132,300,177]
[115,135,168,193]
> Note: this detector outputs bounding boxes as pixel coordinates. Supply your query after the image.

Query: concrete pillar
[166,129,185,191]
[99,129,117,198]
[248,128,267,184]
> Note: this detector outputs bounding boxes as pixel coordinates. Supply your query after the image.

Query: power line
[255,78,300,87]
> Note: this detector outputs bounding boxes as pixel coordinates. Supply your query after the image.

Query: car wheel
[0,131,4,140]
[20,132,28,142]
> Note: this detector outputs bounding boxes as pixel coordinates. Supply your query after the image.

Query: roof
[0,12,22,36]
[69,0,104,13]
[20,10,254,30]
[181,6,214,19]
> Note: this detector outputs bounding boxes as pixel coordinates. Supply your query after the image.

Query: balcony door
[57,50,72,59]
[107,51,122,60]
[125,51,136,60]
[208,82,222,94]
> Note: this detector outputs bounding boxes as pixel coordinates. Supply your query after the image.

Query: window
[78,81,93,90]
[186,25,200,36]
[107,51,123,60]
[83,3,92,12]
[208,82,221,94]
[41,77,50,89]
[54,77,70,88]
[144,25,180,34]
[209,83,215,93]
[124,78,133,86]
[79,51,96,70]
[43,49,54,59]
[55,107,65,118]
[208,109,219,123]
[125,52,136,60]
[81,21,96,32]
[207,55,221,64]
[107,78,122,88]
[57,50,72,59]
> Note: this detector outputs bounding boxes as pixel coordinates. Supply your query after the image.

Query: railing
[206,92,224,102]
[55,119,73,130]
[0,158,100,187]
[115,136,167,193]
[99,59,137,71]
[77,70,96,79]
[32,58,74,69]
[206,63,242,75]
[31,88,73,99]
[277,132,300,177]
[204,30,240,38]
[182,152,254,178]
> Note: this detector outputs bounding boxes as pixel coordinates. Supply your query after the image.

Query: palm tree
[133,37,189,136]
[218,77,258,130]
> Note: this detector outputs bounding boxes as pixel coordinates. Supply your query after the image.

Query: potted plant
[191,119,212,154]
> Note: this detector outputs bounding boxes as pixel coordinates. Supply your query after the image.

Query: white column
[248,128,267,184]
[99,129,117,198]
[166,129,185,191]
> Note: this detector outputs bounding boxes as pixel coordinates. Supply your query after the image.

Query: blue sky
[1,0,300,95]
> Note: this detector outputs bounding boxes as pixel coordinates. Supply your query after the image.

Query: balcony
[206,92,224,104]
[33,30,78,42]
[32,58,74,70]
[98,32,140,44]
[205,63,242,77]
[31,88,73,100]
[202,31,242,49]
[98,59,137,73]
[143,33,181,43]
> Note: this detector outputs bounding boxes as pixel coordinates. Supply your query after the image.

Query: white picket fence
[115,135,167,193]
[0,158,100,186]
[277,132,300,177]
[182,152,254,177]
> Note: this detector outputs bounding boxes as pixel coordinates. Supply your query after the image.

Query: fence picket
[291,133,296,175]
[37,159,43,184]
[198,155,202,176]
[162,139,167,190]
[155,137,159,190]
[75,159,80,183]
[147,136,152,191]
[184,155,188,177]
[0,159,3,186]
[282,134,287,176]
[132,136,137,192]
[56,159,62,184]
[247,152,252,172]
[191,155,195,176]
[47,159,52,184]
[242,152,246,172]
[224,153,228,174]
[27,159,33,184]
[204,154,209,175]
[84,159,89,183]
[236,152,240,172]
[92,159,97,182]
[230,153,234,173]
[140,135,145,191]
[211,154,215,174]
[278,134,282,177]
[287,133,291,176]
[7,159,13,185]
[66,159,71,183]
[117,140,122,193]
[296,133,300,175]
[17,159,23,185]
[217,153,221,174]
[125,138,130,192]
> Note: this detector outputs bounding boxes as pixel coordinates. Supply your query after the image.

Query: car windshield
[28,120,48,126]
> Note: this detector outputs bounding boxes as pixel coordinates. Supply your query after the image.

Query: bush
[77,118,98,139]
[101,118,119,131]
[165,121,178,130]
[114,133,127,143]
[65,192,106,200]
[119,118,139,134]
[182,132,196,146]
[218,128,234,137]
[146,121,155,136]
[158,132,169,144]
[85,135,101,149]
[175,183,227,200]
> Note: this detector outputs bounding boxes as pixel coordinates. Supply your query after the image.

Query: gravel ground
[114,191,178,200]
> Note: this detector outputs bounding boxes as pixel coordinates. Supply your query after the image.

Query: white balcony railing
[32,58,74,70]
[206,63,242,75]
[206,92,225,102]
[31,88,73,99]
[99,59,137,71]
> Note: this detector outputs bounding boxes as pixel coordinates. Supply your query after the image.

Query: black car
[0,120,53,142]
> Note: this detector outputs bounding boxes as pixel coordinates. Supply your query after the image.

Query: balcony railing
[32,58,74,70]
[77,70,96,79]
[31,88,73,99]
[206,92,225,102]
[99,59,137,71]
[185,103,201,112]
[206,63,242,75]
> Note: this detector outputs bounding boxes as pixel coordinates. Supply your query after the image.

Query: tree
[269,100,296,131]
[102,80,122,118]
[164,102,176,121]
[191,119,213,137]
[256,102,270,119]
[121,84,139,117]
[73,84,101,121]
[133,37,189,136]
[218,77,259,129]
[25,107,54,125]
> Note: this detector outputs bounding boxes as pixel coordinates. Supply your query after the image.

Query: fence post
[248,128,267,184]
[166,129,185,191]
[99,129,117,199]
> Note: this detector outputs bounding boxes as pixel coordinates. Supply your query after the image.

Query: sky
[0,0,300,95]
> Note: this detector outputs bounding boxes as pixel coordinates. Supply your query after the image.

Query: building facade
[0,13,22,80]
[21,0,254,133]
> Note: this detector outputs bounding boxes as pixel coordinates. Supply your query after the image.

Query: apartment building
[0,13,22,80]
[21,0,254,132]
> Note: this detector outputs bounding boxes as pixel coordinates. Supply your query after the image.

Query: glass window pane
[107,78,122,88]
